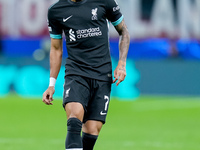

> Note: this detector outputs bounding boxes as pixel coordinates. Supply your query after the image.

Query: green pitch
[1,94,200,150]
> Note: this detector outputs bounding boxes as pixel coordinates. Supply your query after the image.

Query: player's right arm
[43,7,63,105]
[43,38,63,105]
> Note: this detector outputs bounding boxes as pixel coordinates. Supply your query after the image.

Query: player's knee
[67,117,82,132]
[87,126,101,135]
[65,102,84,121]
[66,118,82,149]
[83,121,103,135]
[68,112,83,121]
[93,127,101,135]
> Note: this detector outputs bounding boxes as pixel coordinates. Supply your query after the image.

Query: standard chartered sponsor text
[76,27,102,39]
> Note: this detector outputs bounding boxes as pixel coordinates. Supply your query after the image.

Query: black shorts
[63,75,112,124]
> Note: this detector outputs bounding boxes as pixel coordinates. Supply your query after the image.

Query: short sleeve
[47,9,63,39]
[106,0,123,26]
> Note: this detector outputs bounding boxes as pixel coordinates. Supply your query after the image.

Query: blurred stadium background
[0,0,200,150]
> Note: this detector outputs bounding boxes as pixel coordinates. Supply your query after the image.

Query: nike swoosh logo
[63,15,73,22]
[100,111,107,115]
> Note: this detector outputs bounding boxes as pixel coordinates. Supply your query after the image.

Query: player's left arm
[113,19,130,86]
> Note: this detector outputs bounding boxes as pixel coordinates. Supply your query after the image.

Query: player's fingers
[116,79,122,86]
[114,69,117,76]
[42,92,47,100]
[43,98,50,105]
[116,74,125,86]
[120,73,126,81]
[49,93,54,101]
[49,91,55,104]
[113,75,120,83]
[113,77,118,83]
[43,99,49,105]
[42,94,51,105]
[113,71,119,83]
[42,93,48,103]
[116,78,124,86]
[114,69,119,77]
[46,100,52,105]
[49,102,53,105]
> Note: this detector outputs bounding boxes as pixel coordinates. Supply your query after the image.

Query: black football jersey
[48,0,123,82]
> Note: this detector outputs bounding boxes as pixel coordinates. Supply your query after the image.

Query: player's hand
[42,86,55,105]
[113,60,126,86]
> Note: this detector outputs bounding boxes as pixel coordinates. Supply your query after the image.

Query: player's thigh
[83,80,111,124]
[63,75,90,121]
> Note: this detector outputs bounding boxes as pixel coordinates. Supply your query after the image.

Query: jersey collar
[67,0,87,5]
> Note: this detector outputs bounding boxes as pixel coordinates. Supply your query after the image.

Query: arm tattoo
[118,64,126,72]
[115,20,130,63]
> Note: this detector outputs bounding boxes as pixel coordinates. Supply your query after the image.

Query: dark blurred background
[0,0,200,99]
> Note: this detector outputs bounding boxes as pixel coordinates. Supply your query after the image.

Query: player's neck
[70,0,83,2]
